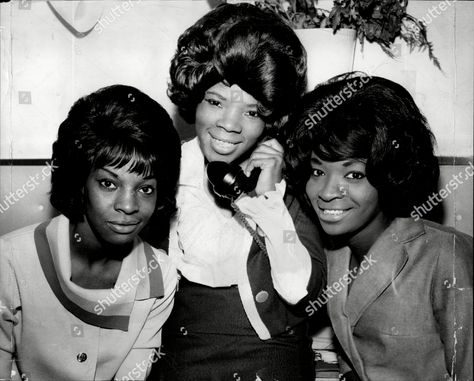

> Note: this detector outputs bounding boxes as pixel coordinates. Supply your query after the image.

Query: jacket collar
[326,217,425,379]
[34,215,164,331]
[327,217,425,326]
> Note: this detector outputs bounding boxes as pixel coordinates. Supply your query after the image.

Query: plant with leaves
[254,0,441,69]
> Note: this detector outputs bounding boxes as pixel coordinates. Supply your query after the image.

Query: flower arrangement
[254,0,441,69]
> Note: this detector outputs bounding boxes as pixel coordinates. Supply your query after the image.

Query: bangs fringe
[312,122,371,162]
[92,143,156,178]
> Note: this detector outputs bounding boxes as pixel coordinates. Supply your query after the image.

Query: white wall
[0,0,473,159]
[0,0,213,159]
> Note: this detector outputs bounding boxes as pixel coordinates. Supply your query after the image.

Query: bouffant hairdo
[285,72,440,218]
[50,85,181,230]
[168,3,307,129]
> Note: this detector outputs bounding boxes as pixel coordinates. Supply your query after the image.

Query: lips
[107,221,140,234]
[209,133,241,155]
[317,206,351,222]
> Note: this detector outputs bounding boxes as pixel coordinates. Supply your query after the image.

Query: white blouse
[169,138,311,310]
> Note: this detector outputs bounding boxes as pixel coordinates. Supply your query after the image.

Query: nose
[216,105,242,133]
[319,176,346,202]
[115,189,139,214]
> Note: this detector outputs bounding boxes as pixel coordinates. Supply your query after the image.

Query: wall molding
[1,157,473,166]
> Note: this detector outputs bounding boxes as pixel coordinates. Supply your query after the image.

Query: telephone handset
[206,161,261,200]
[206,161,267,255]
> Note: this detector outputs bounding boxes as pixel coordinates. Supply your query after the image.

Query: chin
[104,233,137,247]
[320,223,350,238]
[203,148,239,164]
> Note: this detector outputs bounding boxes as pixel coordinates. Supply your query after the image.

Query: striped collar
[34,215,164,331]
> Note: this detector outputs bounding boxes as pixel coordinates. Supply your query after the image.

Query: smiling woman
[0,85,181,381]
[195,83,266,163]
[286,72,473,381]
[153,3,327,381]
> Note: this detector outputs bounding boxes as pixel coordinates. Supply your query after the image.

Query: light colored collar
[35,215,164,331]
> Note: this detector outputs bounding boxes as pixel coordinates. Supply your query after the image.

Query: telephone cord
[231,201,268,256]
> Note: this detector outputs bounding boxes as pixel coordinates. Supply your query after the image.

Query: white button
[255,291,269,303]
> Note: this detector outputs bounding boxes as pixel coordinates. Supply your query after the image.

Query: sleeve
[431,231,473,381]
[286,192,326,314]
[114,254,177,381]
[235,180,326,306]
[0,237,21,381]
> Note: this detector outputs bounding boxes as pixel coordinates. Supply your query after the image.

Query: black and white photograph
[0,0,472,380]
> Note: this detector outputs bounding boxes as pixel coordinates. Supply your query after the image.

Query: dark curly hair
[50,85,181,236]
[168,3,307,130]
[285,72,440,218]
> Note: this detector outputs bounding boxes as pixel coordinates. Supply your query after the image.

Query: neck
[70,222,131,265]
[328,213,391,265]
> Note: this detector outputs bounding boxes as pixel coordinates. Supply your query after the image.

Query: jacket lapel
[326,246,368,379]
[344,218,425,326]
[344,233,408,326]
[326,218,425,379]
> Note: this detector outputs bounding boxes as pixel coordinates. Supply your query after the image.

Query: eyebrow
[342,159,366,167]
[99,168,119,178]
[310,157,365,166]
[205,91,226,101]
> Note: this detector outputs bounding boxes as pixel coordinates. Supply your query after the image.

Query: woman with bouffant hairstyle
[153,3,326,381]
[0,85,180,381]
[285,73,472,381]
[168,2,307,129]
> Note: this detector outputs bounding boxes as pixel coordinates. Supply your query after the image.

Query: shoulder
[178,137,204,187]
[422,218,472,238]
[395,217,472,251]
[418,219,473,280]
[180,137,201,162]
[284,192,312,224]
[0,222,39,243]
[421,219,472,252]
[0,222,46,281]
[0,222,42,258]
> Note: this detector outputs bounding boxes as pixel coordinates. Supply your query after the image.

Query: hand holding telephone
[206,161,261,200]
[206,161,268,255]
